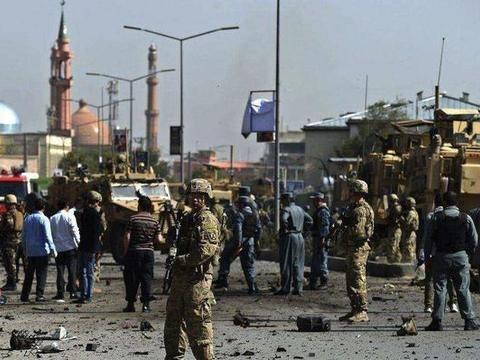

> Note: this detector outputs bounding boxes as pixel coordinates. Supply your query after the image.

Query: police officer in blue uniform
[215,196,261,294]
[275,192,313,296]
[309,192,330,290]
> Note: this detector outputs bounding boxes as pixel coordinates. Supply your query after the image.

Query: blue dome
[0,101,21,134]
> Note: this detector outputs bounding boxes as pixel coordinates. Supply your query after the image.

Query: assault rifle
[162,201,182,295]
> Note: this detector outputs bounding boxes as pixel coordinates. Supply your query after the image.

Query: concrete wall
[304,129,349,189]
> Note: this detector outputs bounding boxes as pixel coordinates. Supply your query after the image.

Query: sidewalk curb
[258,249,415,278]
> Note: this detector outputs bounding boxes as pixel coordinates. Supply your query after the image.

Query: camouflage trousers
[2,243,19,284]
[346,243,370,312]
[164,274,214,360]
[401,231,416,263]
[386,227,402,263]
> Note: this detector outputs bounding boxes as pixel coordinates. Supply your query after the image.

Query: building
[262,131,305,191]
[303,91,480,190]
[71,100,110,149]
[0,133,71,177]
[145,45,160,154]
[48,4,74,136]
[0,102,21,134]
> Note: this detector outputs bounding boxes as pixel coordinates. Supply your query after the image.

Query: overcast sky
[1,0,480,161]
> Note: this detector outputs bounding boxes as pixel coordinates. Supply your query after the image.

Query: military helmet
[406,197,416,207]
[4,194,17,205]
[117,154,127,163]
[389,193,399,202]
[349,179,368,194]
[87,190,102,202]
[186,178,213,198]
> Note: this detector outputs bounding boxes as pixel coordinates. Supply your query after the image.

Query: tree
[59,149,102,174]
[337,100,408,157]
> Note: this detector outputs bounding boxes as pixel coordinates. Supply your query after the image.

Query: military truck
[48,171,175,263]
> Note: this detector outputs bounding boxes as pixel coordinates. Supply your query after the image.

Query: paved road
[0,254,478,359]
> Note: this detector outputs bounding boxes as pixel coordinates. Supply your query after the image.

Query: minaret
[145,44,159,154]
[49,2,74,134]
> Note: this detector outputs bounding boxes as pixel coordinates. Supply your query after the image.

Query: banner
[242,96,275,138]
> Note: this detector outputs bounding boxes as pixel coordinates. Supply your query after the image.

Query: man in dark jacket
[424,191,479,331]
[77,191,106,303]
[275,192,313,296]
[309,192,330,290]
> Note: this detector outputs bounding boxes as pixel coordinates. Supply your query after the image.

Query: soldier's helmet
[87,190,102,203]
[117,154,127,163]
[138,162,145,168]
[406,197,416,207]
[349,179,368,194]
[389,193,399,202]
[237,196,251,207]
[4,194,17,205]
[186,178,213,199]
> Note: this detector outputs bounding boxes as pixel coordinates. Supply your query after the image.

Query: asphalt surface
[0,253,479,359]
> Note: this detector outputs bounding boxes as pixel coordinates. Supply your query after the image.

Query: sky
[1,0,480,161]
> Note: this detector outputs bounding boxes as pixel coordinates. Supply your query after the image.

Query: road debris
[10,330,37,350]
[140,320,155,332]
[397,316,418,336]
[297,315,331,332]
[86,343,99,351]
[40,342,64,353]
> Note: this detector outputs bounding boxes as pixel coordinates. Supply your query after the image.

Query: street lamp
[123,25,239,183]
[85,68,175,157]
[67,98,133,162]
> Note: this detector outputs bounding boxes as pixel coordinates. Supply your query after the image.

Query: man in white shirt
[50,199,81,302]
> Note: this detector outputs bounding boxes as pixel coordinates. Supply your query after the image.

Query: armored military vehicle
[48,171,175,263]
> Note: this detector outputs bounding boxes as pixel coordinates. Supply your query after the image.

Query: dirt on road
[0,254,478,359]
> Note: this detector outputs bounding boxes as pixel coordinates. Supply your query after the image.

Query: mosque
[0,3,160,177]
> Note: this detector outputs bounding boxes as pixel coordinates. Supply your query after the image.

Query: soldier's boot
[142,302,151,313]
[348,310,369,323]
[213,276,229,290]
[425,319,443,331]
[339,311,355,322]
[247,281,259,295]
[191,344,212,360]
[1,281,16,292]
[319,276,328,290]
[464,319,479,331]
[308,277,318,290]
[122,301,135,313]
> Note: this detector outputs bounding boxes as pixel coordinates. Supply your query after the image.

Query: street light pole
[123,25,239,183]
[86,68,175,162]
[274,0,281,232]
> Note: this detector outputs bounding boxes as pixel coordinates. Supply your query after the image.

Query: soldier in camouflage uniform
[0,194,24,291]
[386,194,403,263]
[339,180,374,323]
[164,179,220,360]
[400,197,419,263]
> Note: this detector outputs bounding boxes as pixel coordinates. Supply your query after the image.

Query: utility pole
[274,0,281,232]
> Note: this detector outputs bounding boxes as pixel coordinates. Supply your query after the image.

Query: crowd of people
[1,176,480,359]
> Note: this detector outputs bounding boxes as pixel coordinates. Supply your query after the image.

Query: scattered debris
[142,332,152,339]
[10,330,37,350]
[277,347,287,352]
[297,315,331,332]
[242,350,255,356]
[233,312,250,328]
[133,351,149,355]
[5,314,15,320]
[140,320,155,332]
[86,343,99,352]
[40,342,64,353]
[0,295,7,305]
[372,296,397,302]
[106,279,111,286]
[308,353,316,357]
[397,316,418,336]
[383,283,396,290]
[407,343,416,348]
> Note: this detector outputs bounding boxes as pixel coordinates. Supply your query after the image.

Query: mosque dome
[72,99,109,146]
[0,101,21,134]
